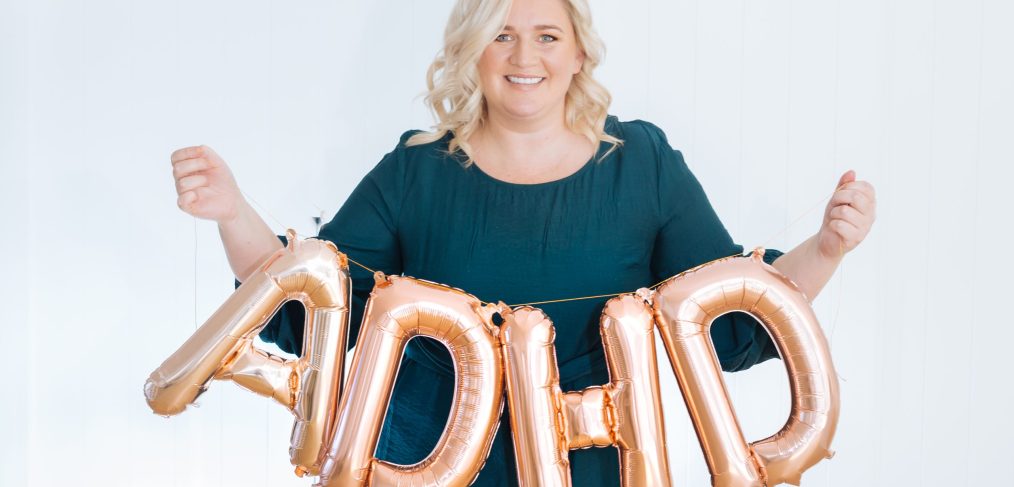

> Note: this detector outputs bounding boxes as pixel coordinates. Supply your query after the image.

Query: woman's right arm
[170,144,282,282]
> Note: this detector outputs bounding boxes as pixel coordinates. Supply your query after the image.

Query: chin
[504,107,545,119]
[497,99,557,120]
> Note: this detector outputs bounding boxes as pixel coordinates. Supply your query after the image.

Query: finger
[172,157,212,180]
[847,190,875,217]
[836,170,856,189]
[835,192,875,219]
[841,180,877,202]
[829,218,861,245]
[176,174,208,194]
[829,204,867,227]
[171,145,205,164]
[828,189,860,210]
[177,190,198,211]
[200,145,222,160]
[828,188,874,216]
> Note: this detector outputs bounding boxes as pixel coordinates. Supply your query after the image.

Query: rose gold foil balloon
[500,293,673,487]
[144,230,352,476]
[499,307,570,486]
[653,249,839,487]
[315,274,504,487]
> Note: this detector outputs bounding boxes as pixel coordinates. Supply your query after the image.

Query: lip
[504,75,546,87]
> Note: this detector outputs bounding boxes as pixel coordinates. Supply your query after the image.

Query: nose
[508,39,538,68]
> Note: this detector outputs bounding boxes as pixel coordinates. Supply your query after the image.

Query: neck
[477,105,572,160]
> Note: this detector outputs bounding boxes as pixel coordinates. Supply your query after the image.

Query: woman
[169,0,876,484]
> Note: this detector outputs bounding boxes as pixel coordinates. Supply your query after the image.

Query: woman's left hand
[817,170,877,260]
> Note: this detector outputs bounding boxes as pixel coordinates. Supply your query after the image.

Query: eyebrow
[503,24,564,32]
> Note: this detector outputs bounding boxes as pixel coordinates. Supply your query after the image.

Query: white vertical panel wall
[1,1,1011,486]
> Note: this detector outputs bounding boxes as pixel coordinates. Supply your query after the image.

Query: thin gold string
[346,256,378,275]
[508,185,845,308]
[242,190,380,276]
[242,184,848,309]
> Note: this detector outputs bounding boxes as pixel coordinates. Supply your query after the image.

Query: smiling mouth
[505,75,545,85]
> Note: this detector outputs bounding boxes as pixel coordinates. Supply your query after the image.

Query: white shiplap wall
[1,1,1011,486]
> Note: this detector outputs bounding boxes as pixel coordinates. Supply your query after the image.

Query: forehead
[503,0,573,31]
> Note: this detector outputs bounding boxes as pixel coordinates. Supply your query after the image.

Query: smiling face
[477,0,585,125]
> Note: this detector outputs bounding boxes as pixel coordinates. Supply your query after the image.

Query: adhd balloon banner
[145,232,839,486]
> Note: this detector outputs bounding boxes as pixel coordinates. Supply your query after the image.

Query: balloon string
[346,256,378,275]
[194,217,199,331]
[242,189,382,274]
[511,292,632,308]
[241,185,845,308]
[509,187,842,308]
[828,246,846,382]
[241,189,288,235]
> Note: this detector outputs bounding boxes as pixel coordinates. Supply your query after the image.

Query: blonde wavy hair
[405,0,622,164]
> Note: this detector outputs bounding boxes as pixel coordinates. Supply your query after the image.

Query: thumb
[836,169,856,190]
[200,145,224,166]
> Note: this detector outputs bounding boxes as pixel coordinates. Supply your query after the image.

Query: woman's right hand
[170,145,244,223]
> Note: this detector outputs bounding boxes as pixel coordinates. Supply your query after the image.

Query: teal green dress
[253,115,782,486]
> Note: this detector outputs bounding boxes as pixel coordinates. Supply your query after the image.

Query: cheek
[476,57,492,83]
[547,49,581,77]
[547,57,577,83]
[477,52,504,87]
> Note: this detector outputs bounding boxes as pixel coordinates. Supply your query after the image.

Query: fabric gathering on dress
[245,115,784,486]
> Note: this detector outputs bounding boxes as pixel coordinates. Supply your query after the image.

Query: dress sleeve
[639,121,783,372]
[243,134,410,356]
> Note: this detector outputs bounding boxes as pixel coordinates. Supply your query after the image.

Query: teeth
[507,76,544,85]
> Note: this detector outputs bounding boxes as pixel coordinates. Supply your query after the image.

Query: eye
[539,34,558,43]
[495,33,514,42]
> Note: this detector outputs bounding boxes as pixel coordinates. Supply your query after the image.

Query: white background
[2,0,1012,486]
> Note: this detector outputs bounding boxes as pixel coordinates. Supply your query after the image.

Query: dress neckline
[461,116,618,189]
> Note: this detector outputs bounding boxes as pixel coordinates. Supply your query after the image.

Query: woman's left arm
[771,170,877,301]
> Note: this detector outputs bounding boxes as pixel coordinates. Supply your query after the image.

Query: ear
[573,50,585,75]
